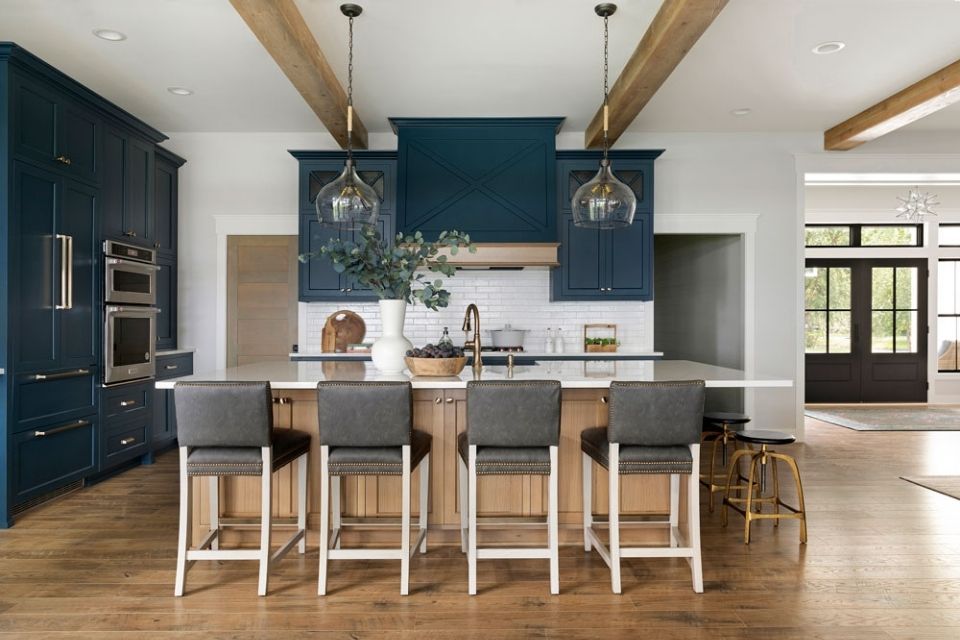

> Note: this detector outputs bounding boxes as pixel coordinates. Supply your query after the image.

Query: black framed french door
[805,259,928,403]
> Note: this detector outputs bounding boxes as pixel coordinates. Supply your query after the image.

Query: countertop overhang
[156,360,792,390]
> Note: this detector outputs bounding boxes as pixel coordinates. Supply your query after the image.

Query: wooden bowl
[405,356,467,377]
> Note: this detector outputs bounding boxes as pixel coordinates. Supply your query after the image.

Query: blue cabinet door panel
[12,417,97,504]
[607,213,653,299]
[154,156,178,257]
[12,163,60,372]
[554,214,605,299]
[11,74,58,167]
[124,136,154,245]
[299,217,342,299]
[394,119,561,242]
[101,127,125,239]
[155,255,176,351]
[58,180,99,367]
[14,368,99,434]
[59,100,100,184]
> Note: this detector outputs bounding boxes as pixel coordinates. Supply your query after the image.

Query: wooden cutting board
[321,310,366,353]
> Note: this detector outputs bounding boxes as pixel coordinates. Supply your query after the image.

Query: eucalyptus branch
[298,225,475,310]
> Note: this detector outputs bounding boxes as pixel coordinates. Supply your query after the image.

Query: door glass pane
[872,311,894,353]
[939,261,957,315]
[805,311,827,353]
[938,317,959,371]
[804,267,827,309]
[872,268,894,309]
[895,267,918,309]
[829,267,851,309]
[861,226,919,246]
[805,226,851,246]
[828,311,851,354]
[895,310,918,353]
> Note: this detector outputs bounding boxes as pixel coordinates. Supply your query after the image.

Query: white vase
[371,299,413,373]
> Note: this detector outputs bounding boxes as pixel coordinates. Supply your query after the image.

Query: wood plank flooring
[1,417,959,638]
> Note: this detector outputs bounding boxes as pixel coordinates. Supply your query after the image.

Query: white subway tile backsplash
[302,269,651,352]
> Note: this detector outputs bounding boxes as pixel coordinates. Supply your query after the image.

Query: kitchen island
[158,360,791,547]
[289,350,665,362]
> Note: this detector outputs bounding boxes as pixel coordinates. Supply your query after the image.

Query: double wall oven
[103,241,160,386]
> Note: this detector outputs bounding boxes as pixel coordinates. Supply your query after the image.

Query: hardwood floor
[2,418,959,638]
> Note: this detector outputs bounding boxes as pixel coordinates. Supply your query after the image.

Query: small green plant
[584,338,618,346]
[299,225,475,311]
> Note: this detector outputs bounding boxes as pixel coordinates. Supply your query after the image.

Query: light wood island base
[192,388,688,548]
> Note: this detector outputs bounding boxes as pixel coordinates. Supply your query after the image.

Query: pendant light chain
[602,13,609,163]
[346,13,355,166]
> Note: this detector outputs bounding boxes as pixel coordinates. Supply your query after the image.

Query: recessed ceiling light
[92,29,126,41]
[812,41,845,55]
[167,87,194,96]
[731,108,752,116]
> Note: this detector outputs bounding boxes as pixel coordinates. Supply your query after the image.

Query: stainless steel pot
[488,324,528,348]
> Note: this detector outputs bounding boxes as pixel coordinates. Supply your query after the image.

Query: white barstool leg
[459,453,468,553]
[419,452,430,554]
[174,447,192,597]
[669,474,680,548]
[209,476,219,550]
[297,453,307,554]
[400,445,411,596]
[332,475,341,549]
[608,443,622,594]
[318,446,330,596]
[582,451,592,552]
[689,443,704,593]
[257,446,272,597]
[468,445,478,595]
[548,445,559,595]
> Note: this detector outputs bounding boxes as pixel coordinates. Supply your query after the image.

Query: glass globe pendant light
[572,3,637,229]
[316,4,380,229]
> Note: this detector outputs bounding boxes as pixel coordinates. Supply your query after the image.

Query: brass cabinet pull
[120,400,137,408]
[120,437,136,446]
[434,397,442,405]
[55,154,72,165]
[446,397,454,404]
[601,396,609,404]
[31,368,90,381]
[272,397,292,405]
[34,419,90,437]
[164,364,179,370]
[123,230,138,237]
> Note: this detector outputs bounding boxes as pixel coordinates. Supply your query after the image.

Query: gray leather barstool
[316,381,431,596]
[173,381,311,597]
[458,380,561,595]
[581,380,706,594]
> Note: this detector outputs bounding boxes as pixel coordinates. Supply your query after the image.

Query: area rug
[901,476,960,501]
[804,405,960,431]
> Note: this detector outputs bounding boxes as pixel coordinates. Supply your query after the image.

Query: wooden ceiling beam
[824,59,960,151]
[584,0,728,149]
[230,0,367,149]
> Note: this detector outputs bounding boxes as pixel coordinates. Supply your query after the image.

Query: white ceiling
[1,0,960,137]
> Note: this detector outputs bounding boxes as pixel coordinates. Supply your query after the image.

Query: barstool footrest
[478,548,552,560]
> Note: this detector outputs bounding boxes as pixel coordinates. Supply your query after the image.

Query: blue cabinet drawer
[15,367,98,434]
[12,416,97,504]
[156,353,193,380]
[103,420,150,468]
[102,381,153,420]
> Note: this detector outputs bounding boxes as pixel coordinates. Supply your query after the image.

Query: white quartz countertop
[289,350,663,359]
[156,348,196,357]
[156,360,792,390]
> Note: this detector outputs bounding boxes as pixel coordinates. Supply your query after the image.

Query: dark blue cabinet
[153,352,193,451]
[391,118,562,242]
[11,162,99,372]
[551,151,661,301]
[154,147,184,351]
[291,151,396,302]
[156,255,176,350]
[11,71,100,185]
[101,124,155,246]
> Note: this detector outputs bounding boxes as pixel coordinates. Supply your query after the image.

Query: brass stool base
[700,425,743,512]
[721,444,807,544]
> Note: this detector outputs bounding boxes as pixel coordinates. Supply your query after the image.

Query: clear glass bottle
[438,326,454,348]
[545,328,555,353]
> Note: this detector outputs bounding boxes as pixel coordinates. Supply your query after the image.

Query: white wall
[166,129,817,438]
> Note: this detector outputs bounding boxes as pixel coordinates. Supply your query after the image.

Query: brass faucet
[462,303,482,372]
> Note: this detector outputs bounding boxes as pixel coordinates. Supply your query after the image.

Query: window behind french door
[805,259,927,403]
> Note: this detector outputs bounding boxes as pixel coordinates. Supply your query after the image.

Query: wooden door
[226,236,299,366]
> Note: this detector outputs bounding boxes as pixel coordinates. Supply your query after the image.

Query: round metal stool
[700,412,750,512]
[721,430,807,544]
